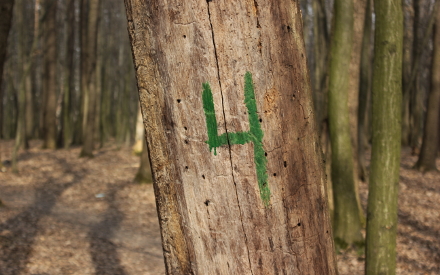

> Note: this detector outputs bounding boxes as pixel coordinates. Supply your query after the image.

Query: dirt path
[0,141,164,275]
[0,140,439,274]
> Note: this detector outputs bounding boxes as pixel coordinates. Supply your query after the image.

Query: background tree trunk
[79,0,100,157]
[358,0,373,182]
[415,8,440,172]
[348,0,367,226]
[365,0,403,273]
[0,0,15,170]
[124,0,337,274]
[42,0,58,149]
[409,0,436,154]
[134,136,152,184]
[328,0,364,249]
[12,0,26,172]
[401,0,414,146]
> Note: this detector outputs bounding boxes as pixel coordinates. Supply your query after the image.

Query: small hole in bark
[184,140,189,144]
[184,126,187,130]
[259,118,262,123]
[202,175,205,179]
[297,137,300,141]
[284,161,287,167]
[185,166,188,170]
[265,152,267,156]
[297,222,301,226]
[273,173,277,177]
[287,25,291,31]
[326,230,329,233]
[177,99,181,103]
[204,200,210,206]
[183,35,186,38]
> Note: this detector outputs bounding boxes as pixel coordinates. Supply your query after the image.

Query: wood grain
[124,0,337,274]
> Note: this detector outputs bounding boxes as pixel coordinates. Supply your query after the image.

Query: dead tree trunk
[124,1,337,274]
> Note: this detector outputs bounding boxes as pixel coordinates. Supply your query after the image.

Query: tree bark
[132,106,144,155]
[401,0,414,146]
[124,0,337,274]
[409,0,437,153]
[12,0,26,172]
[348,0,367,226]
[42,0,58,149]
[79,0,100,157]
[311,0,329,134]
[415,8,440,172]
[0,0,15,170]
[328,0,364,249]
[134,136,152,184]
[365,0,403,273]
[358,0,373,182]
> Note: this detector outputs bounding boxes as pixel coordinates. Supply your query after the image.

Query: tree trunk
[348,0,367,226]
[24,67,33,145]
[409,0,436,154]
[311,0,329,134]
[61,0,76,149]
[365,0,403,273]
[12,0,26,172]
[358,0,373,182]
[124,1,337,274]
[0,0,15,170]
[132,106,144,155]
[328,0,364,249]
[79,0,100,158]
[415,8,440,172]
[42,0,58,149]
[401,0,414,146]
[134,136,152,184]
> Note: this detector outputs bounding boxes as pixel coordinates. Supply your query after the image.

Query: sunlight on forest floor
[0,140,439,275]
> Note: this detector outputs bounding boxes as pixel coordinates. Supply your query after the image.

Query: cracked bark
[124,0,337,274]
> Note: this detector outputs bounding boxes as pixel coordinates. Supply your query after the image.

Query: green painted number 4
[202,72,270,206]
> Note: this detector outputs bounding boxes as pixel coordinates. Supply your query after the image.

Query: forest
[0,0,439,274]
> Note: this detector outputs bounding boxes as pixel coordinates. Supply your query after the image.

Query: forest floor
[0,140,438,275]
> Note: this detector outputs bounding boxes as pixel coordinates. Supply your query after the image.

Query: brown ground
[0,140,438,275]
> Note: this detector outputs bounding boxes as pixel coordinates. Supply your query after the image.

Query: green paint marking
[202,72,270,206]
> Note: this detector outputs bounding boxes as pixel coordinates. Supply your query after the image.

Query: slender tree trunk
[312,0,329,134]
[61,0,75,148]
[365,0,403,273]
[24,68,33,145]
[401,0,414,146]
[409,0,437,154]
[42,0,58,149]
[12,0,26,172]
[132,105,144,155]
[410,0,425,153]
[0,0,15,171]
[328,0,364,249]
[80,0,100,157]
[358,0,373,182]
[415,8,440,172]
[348,0,367,226]
[124,0,337,274]
[134,136,152,183]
